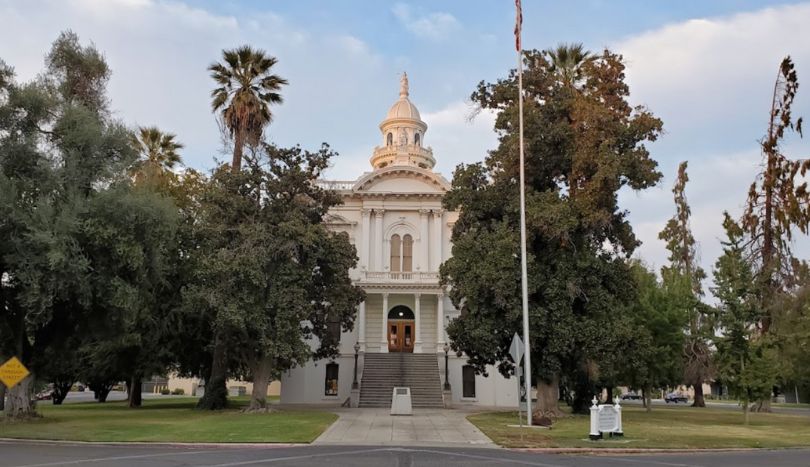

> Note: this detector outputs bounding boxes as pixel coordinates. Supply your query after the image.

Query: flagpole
[515,1,532,427]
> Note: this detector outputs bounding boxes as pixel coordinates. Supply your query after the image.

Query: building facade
[280,74,516,408]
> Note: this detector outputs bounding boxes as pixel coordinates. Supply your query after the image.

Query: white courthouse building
[280,74,516,408]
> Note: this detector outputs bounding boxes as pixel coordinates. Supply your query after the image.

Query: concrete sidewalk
[313,407,497,448]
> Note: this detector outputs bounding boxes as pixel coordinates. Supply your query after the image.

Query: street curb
[0,438,308,448]
[513,447,790,455]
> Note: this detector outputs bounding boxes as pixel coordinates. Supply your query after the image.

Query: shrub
[160,388,171,395]
[171,388,185,395]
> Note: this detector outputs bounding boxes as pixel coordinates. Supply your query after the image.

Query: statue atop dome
[400,72,409,98]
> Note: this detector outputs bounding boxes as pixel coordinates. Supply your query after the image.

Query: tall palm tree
[547,43,592,88]
[130,126,183,184]
[209,46,288,171]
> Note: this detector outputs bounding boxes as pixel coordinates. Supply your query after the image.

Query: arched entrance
[387,305,415,353]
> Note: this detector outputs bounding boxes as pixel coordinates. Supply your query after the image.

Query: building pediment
[353,166,450,194]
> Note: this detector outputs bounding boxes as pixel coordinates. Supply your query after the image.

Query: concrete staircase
[359,353,444,408]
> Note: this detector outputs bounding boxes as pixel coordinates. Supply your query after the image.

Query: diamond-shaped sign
[510,333,524,364]
[0,356,30,389]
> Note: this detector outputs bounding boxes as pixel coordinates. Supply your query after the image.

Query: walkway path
[313,408,496,447]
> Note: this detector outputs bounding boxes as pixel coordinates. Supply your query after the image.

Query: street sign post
[510,333,524,365]
[0,356,30,389]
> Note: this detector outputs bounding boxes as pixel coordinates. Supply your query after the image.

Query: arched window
[402,234,413,272]
[325,362,339,396]
[388,305,415,320]
[390,234,401,272]
[414,132,420,147]
[387,132,393,146]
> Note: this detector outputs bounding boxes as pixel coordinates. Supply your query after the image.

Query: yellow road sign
[0,356,31,389]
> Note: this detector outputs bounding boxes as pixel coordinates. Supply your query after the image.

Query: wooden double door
[387,320,415,353]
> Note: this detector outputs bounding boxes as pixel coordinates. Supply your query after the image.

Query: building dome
[386,97,421,121]
[371,72,435,171]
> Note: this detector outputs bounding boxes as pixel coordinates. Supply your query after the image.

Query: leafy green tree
[1,32,179,416]
[713,214,778,424]
[658,161,712,406]
[188,144,363,410]
[209,46,288,171]
[772,264,810,403]
[442,47,662,416]
[1,32,132,417]
[620,261,686,411]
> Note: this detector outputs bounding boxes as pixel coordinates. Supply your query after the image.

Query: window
[414,132,420,146]
[325,363,339,396]
[462,365,476,398]
[402,234,413,272]
[390,234,401,272]
[387,132,393,146]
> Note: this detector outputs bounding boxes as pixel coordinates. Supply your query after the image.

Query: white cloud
[422,100,497,176]
[612,3,810,295]
[392,3,460,40]
[0,0,387,174]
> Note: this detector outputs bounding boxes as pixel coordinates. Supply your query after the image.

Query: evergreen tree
[713,213,778,424]
[658,161,712,407]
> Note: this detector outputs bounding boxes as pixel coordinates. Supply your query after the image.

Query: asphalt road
[0,442,809,467]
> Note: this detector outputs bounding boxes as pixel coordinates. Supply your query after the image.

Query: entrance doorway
[387,305,415,353]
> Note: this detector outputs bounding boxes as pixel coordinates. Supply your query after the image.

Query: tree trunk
[127,375,143,408]
[232,132,244,172]
[692,383,706,407]
[248,356,273,411]
[52,380,72,405]
[4,375,36,418]
[753,398,772,412]
[533,374,563,417]
[197,333,228,410]
[606,387,614,403]
[643,385,652,412]
[0,382,6,411]
[743,396,750,425]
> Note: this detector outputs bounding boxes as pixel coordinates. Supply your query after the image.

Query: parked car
[665,392,689,403]
[621,392,642,400]
[34,389,54,401]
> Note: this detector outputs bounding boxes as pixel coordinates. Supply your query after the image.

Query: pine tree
[658,161,712,407]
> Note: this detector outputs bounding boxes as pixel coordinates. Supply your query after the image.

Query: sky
[1,0,809,295]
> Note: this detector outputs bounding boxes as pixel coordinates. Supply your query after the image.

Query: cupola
[371,72,435,170]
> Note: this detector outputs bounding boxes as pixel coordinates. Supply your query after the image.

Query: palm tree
[209,46,288,171]
[547,43,592,88]
[130,126,183,184]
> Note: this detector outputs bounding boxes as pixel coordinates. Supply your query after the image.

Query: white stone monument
[391,386,413,415]
[589,396,623,440]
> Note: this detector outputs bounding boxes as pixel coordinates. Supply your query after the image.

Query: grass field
[468,405,810,449]
[0,397,336,443]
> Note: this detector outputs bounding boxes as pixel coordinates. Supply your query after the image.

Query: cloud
[392,3,460,40]
[422,100,497,176]
[0,0,387,175]
[612,3,810,294]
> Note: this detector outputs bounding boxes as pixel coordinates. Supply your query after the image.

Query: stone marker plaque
[598,406,619,432]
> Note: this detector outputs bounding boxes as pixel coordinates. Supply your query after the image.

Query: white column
[358,300,366,351]
[414,293,422,353]
[380,293,389,352]
[374,209,384,271]
[432,209,443,271]
[360,209,370,271]
[436,292,445,352]
[418,209,429,272]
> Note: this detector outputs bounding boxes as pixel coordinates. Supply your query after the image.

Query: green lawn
[468,405,810,449]
[0,397,337,443]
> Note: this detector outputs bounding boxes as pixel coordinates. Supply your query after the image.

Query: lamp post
[352,341,360,389]
[443,342,451,391]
